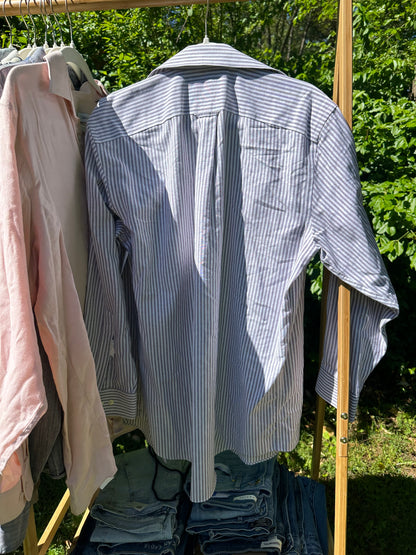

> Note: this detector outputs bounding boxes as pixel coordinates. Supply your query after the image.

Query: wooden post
[311,269,330,482]
[335,0,353,128]
[22,505,38,555]
[332,2,353,555]
[37,489,71,555]
[334,282,351,555]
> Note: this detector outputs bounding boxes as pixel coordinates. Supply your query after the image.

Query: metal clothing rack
[1,1,353,554]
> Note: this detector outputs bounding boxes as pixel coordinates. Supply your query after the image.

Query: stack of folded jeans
[186,451,284,554]
[73,447,191,555]
[186,451,328,555]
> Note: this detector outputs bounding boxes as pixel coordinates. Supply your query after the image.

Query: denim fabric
[297,477,327,555]
[277,466,327,555]
[96,499,191,555]
[91,513,176,544]
[90,448,188,544]
[187,451,276,534]
[97,542,177,555]
[189,460,327,555]
[187,493,275,536]
[73,494,191,555]
[187,451,275,501]
[95,533,192,555]
[279,467,302,555]
[0,501,30,553]
[187,452,280,555]
[200,532,283,554]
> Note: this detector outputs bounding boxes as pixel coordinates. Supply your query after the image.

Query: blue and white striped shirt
[84,42,399,502]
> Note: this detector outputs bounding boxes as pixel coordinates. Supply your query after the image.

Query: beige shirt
[0,51,116,518]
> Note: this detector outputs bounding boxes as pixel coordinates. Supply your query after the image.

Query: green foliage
[351,0,416,386]
[353,92,416,271]
[353,0,416,99]
[363,178,416,267]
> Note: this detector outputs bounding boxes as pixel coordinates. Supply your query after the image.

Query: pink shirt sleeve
[0,92,47,481]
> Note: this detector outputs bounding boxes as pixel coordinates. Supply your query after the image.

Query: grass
[278,384,416,554]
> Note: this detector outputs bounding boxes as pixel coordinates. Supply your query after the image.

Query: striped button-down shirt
[84,42,398,502]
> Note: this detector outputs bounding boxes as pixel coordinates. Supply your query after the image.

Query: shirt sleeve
[84,128,139,422]
[311,107,399,419]
[0,95,46,478]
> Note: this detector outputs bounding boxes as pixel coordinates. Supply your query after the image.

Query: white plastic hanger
[0,0,18,64]
[15,0,38,60]
[58,0,103,94]
[44,0,65,53]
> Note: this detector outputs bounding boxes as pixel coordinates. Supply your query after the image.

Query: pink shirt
[0,51,117,516]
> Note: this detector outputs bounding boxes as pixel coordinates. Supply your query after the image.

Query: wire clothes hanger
[40,0,56,51]
[18,0,31,47]
[2,0,14,48]
[48,0,65,48]
[25,0,38,48]
[0,0,22,63]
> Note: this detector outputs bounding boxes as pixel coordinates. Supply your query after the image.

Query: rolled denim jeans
[90,448,188,544]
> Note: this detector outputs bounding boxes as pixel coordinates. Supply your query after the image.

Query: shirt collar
[149,42,282,76]
[45,50,73,103]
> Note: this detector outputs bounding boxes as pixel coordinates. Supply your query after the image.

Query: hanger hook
[2,0,14,47]
[19,0,31,47]
[48,0,63,46]
[64,0,74,47]
[44,0,57,47]
[203,0,210,44]
[25,0,37,47]
[38,0,49,48]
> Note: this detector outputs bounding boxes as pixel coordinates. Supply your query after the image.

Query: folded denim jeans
[90,448,188,545]
[200,532,284,554]
[74,496,191,555]
[186,451,276,501]
[90,513,177,544]
[187,493,275,535]
[186,451,277,535]
[95,531,192,555]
